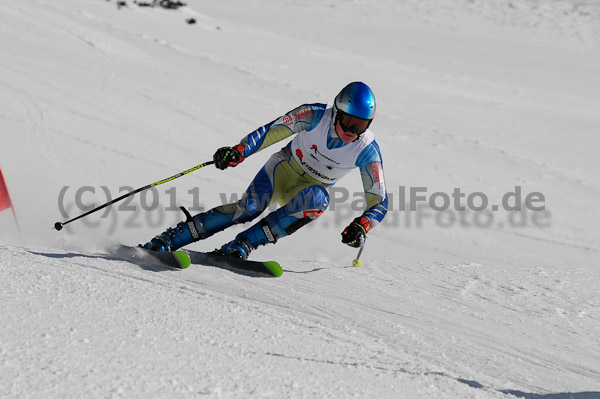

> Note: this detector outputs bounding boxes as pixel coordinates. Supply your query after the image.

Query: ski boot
[219,237,254,259]
[143,208,201,252]
[218,219,277,259]
[144,234,173,252]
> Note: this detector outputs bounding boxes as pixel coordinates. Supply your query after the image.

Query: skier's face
[335,120,359,143]
[334,109,371,142]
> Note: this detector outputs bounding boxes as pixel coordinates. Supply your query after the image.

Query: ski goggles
[335,109,372,135]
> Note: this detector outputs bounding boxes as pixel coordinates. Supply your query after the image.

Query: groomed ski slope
[1,1,599,398]
[3,243,599,399]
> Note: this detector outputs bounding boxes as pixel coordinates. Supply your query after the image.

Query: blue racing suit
[146,103,388,256]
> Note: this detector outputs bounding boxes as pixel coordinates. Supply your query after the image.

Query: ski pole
[54,160,215,231]
[352,237,367,268]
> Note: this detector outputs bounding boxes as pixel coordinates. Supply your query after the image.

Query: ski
[186,249,283,277]
[117,245,191,269]
[115,245,279,275]
[144,248,191,269]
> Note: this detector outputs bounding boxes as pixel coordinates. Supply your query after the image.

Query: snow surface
[1,0,600,398]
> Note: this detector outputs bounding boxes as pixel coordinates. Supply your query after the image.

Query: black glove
[341,217,371,248]
[214,144,245,170]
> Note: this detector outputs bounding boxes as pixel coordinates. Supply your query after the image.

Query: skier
[143,82,388,259]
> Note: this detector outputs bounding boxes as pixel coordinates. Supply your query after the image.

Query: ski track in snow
[1,0,600,398]
[2,243,600,398]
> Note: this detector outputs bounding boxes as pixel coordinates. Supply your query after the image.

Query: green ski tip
[264,261,283,277]
[174,251,191,269]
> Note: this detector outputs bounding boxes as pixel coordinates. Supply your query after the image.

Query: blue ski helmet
[334,82,376,121]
